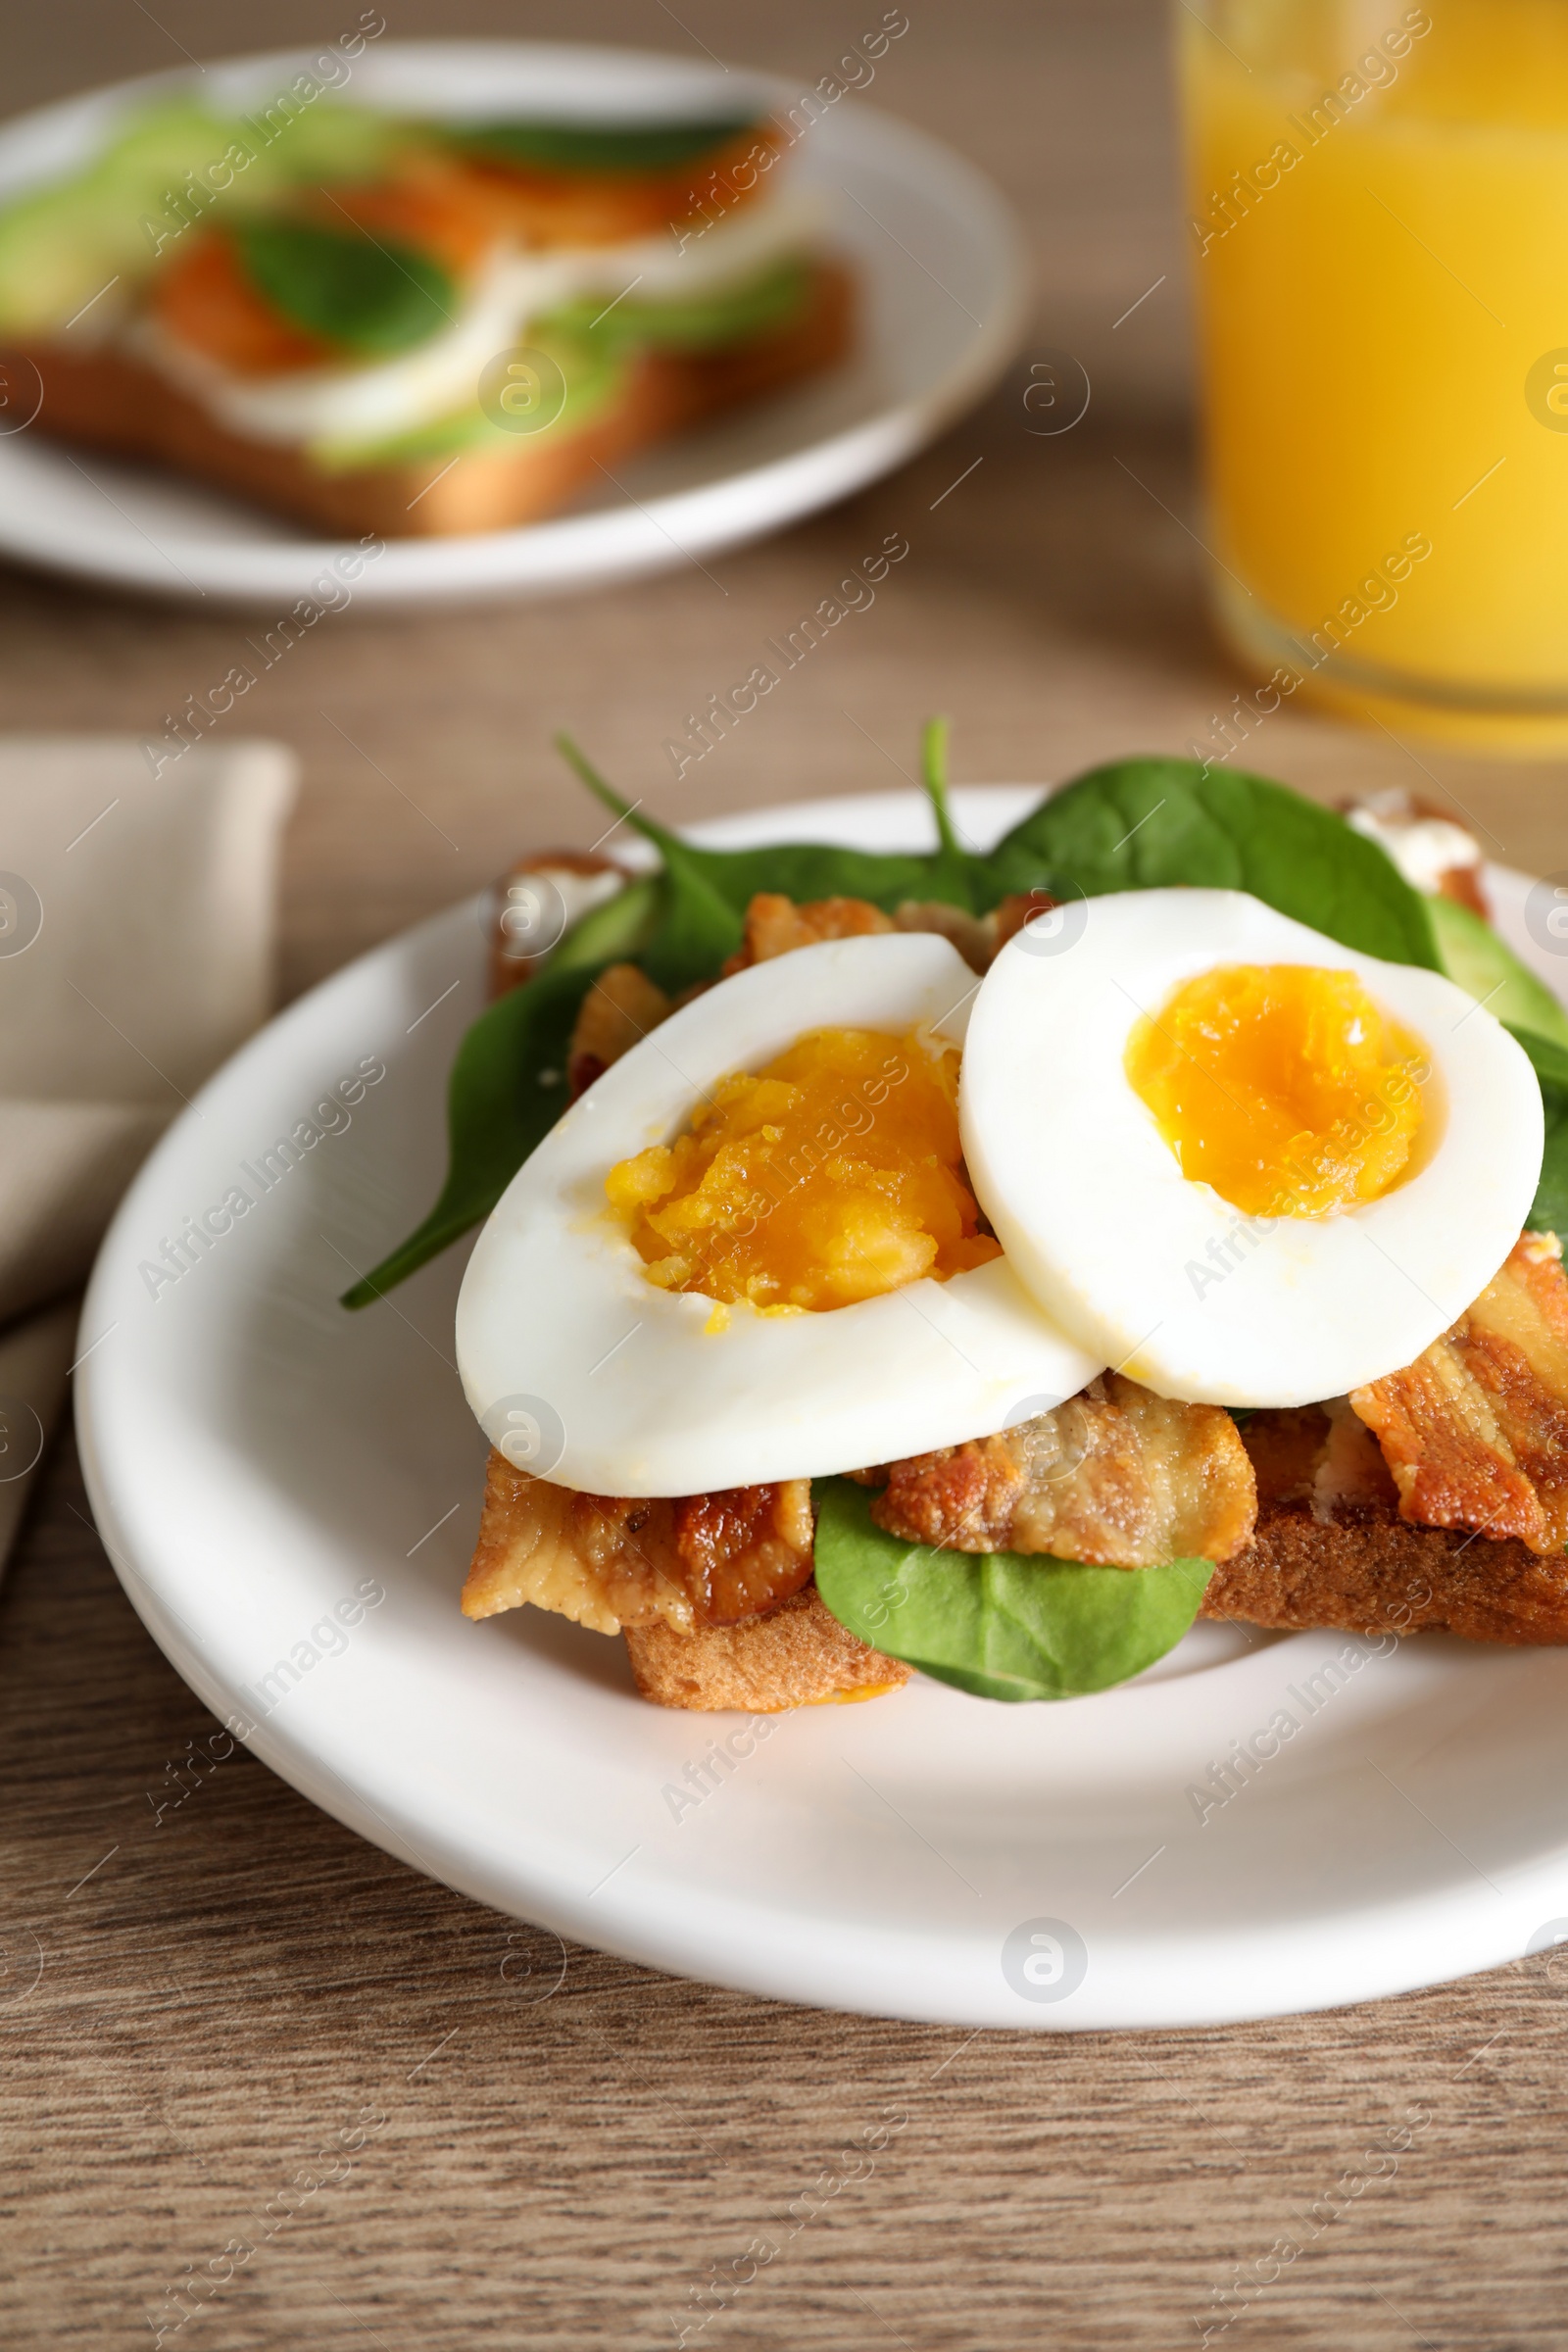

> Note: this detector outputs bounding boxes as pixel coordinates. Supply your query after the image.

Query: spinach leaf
[232,220,454,357]
[344,726,988,1309]
[985,757,1443,969]
[1507,1026,1568,1237]
[347,731,1536,1311]
[446,117,759,175]
[812,1479,1215,1702]
[918,715,983,911]
[553,727,996,921]
[338,879,659,1308]
[554,736,742,988]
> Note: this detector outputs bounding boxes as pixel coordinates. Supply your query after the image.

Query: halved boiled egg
[456,933,1102,1495]
[959,889,1544,1407]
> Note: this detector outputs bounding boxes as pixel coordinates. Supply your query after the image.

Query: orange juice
[1179,0,1568,751]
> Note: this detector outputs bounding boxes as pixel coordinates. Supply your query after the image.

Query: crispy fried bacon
[859,1374,1257,1568]
[723,888,1062,979]
[462,1380,1255,1642]
[1349,1234,1568,1555]
[552,886,1066,1103]
[1206,1396,1568,1644]
[565,961,672,1100]
[462,1450,814,1636]
[724,891,894,970]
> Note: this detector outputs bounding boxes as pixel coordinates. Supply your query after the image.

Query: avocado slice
[1427,891,1568,1052]
[0,98,410,334]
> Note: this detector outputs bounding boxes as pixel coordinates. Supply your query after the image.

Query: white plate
[0,42,1028,608]
[76,788,1568,2029]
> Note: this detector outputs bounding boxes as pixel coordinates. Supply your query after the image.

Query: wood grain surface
[4,4,1568,2346]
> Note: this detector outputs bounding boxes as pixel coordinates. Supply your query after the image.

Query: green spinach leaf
[232,220,454,357]
[445,117,759,175]
[554,736,743,988]
[1507,1025,1568,1237]
[812,1478,1215,1702]
[338,878,659,1308]
[985,757,1443,969]
[347,732,1546,1311]
[917,714,984,911]
[553,727,995,921]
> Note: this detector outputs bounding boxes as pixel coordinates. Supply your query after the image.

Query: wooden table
[5,5,1567,2345]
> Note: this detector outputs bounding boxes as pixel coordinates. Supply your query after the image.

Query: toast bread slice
[1203,1399,1568,1644]
[2,258,852,539]
[1202,1497,1568,1644]
[623,1589,909,1712]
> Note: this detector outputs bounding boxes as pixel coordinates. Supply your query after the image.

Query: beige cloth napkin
[0,736,297,1575]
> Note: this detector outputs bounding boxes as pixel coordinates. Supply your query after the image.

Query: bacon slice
[1349,1233,1568,1554]
[462,1450,814,1636]
[890,900,997,974]
[722,889,1064,979]
[535,886,1064,1104]
[565,961,672,1099]
[860,1374,1257,1567]
[724,891,895,972]
[1206,1398,1568,1643]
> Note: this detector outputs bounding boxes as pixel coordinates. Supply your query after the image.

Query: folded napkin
[0,737,297,1577]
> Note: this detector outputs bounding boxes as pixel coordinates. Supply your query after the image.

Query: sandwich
[344,728,1568,1708]
[0,94,851,537]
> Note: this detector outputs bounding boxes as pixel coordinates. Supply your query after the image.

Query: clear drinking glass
[1177,0,1568,753]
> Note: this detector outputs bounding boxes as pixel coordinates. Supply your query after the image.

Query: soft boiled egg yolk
[605,1025,1002,1310]
[1124,963,1430,1218]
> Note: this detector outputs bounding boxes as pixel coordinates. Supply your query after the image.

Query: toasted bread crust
[4,258,852,539]
[1202,1498,1568,1644]
[1204,1396,1568,1643]
[622,1586,909,1712]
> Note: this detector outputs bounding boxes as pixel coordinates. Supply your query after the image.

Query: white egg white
[457,933,1102,1496]
[959,888,1544,1407]
[135,179,830,450]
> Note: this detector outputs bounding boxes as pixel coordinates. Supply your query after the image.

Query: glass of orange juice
[1178,0,1568,753]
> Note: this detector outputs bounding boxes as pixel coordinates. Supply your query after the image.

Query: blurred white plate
[75,788,1568,2028]
[0,41,1028,608]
